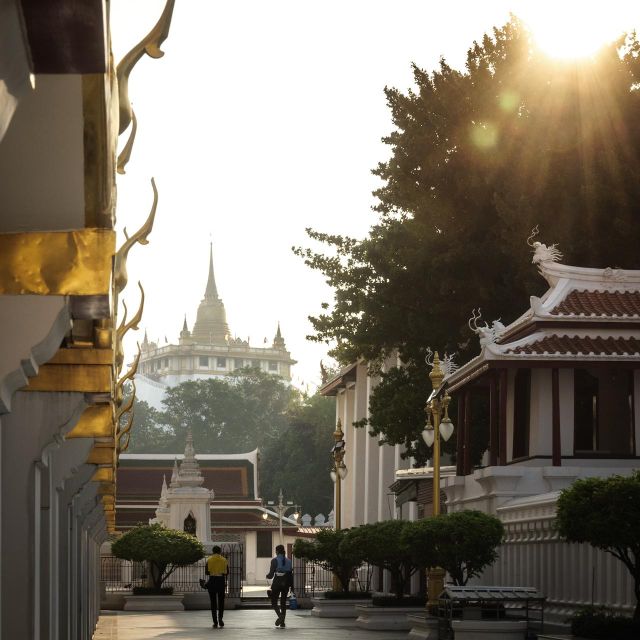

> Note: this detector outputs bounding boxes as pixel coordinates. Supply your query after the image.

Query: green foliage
[126,369,336,516]
[556,472,640,621]
[125,398,174,452]
[160,368,297,453]
[260,393,335,515]
[355,364,457,466]
[341,520,430,598]
[295,18,640,461]
[111,524,204,589]
[293,529,364,592]
[570,606,640,640]
[425,511,504,586]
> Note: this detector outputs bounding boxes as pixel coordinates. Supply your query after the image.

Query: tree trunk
[150,562,166,590]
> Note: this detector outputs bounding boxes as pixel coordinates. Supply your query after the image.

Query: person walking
[205,545,228,628]
[266,544,293,628]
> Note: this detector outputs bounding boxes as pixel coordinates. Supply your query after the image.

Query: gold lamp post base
[426,566,446,610]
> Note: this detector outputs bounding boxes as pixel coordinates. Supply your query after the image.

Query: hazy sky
[110,1,639,390]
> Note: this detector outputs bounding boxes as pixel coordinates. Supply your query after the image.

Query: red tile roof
[550,290,640,317]
[506,335,640,356]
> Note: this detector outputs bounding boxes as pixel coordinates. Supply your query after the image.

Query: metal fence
[294,559,374,597]
[101,543,244,597]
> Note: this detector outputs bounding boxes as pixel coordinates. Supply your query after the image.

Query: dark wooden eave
[319,362,358,396]
[20,0,107,74]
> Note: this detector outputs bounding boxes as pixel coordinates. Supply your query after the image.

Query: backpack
[276,555,292,573]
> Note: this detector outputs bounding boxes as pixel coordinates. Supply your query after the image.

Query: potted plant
[342,520,428,602]
[294,529,369,617]
[111,523,204,609]
[341,520,433,631]
[294,528,365,594]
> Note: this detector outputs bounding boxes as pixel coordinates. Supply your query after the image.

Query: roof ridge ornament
[468,308,505,347]
[424,348,459,377]
[527,225,563,266]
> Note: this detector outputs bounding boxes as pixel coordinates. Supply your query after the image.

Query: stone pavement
[93,608,412,639]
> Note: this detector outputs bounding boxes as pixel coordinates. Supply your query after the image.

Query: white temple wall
[341,384,356,528]
[505,370,516,463]
[477,493,635,623]
[1,391,105,640]
[351,364,368,526]
[529,369,552,457]
[363,373,381,524]
[245,531,257,583]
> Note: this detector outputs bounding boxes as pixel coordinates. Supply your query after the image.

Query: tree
[555,472,640,622]
[295,19,640,460]
[126,370,336,516]
[341,520,428,598]
[159,368,298,453]
[293,528,364,592]
[126,398,175,453]
[111,523,204,591]
[260,393,335,516]
[421,511,504,586]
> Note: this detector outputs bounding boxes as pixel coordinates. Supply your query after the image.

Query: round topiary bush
[111,523,205,591]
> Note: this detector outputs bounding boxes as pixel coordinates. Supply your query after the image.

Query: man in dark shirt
[266,544,293,628]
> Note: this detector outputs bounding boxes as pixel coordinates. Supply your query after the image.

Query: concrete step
[237,598,273,609]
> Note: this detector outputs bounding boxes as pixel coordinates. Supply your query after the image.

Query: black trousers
[270,583,288,620]
[207,576,226,622]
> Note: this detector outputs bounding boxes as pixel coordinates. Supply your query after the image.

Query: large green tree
[556,472,640,622]
[159,368,298,453]
[259,393,335,516]
[295,19,640,463]
[127,369,336,515]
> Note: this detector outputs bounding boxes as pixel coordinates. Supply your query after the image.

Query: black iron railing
[101,543,244,596]
[293,558,373,597]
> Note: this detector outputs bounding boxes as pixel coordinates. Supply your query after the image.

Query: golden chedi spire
[190,244,231,344]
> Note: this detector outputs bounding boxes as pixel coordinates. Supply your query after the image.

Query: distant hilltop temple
[136,245,296,409]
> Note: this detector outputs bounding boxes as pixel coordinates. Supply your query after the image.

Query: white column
[350,364,367,526]
[363,374,379,524]
[1,392,87,639]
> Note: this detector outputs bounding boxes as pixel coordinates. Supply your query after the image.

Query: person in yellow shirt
[205,546,228,628]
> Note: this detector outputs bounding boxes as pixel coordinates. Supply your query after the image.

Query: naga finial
[114,178,157,294]
[117,109,137,174]
[116,0,176,135]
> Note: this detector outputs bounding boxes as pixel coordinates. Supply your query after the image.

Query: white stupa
[150,427,214,549]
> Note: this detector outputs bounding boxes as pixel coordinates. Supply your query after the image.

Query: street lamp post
[422,352,455,607]
[263,488,300,546]
[330,419,348,591]
[330,419,348,530]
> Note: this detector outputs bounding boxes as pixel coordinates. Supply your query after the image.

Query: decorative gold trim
[83,73,116,229]
[94,319,112,350]
[23,363,111,393]
[92,467,114,483]
[113,179,157,295]
[67,404,114,439]
[87,442,116,465]
[115,344,141,404]
[117,408,135,453]
[48,348,113,366]
[0,229,115,295]
[116,0,176,135]
[115,282,144,372]
[116,380,135,423]
[116,109,137,174]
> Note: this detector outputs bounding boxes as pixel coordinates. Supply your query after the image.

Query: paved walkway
[94,609,411,639]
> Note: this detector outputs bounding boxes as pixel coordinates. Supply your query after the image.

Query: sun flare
[518,2,638,60]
